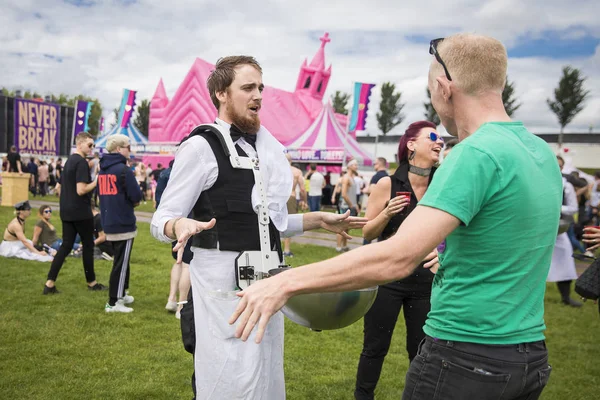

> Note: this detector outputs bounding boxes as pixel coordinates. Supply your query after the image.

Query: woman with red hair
[354,121,444,399]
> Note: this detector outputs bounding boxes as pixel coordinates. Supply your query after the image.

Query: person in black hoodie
[98,134,143,313]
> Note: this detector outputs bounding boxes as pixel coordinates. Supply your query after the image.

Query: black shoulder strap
[180,125,231,157]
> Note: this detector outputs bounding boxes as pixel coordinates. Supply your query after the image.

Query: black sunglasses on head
[429,38,452,81]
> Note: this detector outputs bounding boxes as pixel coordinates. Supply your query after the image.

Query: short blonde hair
[432,33,507,95]
[106,134,130,153]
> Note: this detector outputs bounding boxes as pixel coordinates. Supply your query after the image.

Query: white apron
[190,247,285,400]
[0,240,53,262]
[547,233,578,282]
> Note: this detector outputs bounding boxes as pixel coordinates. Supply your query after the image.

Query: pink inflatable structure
[146,33,373,167]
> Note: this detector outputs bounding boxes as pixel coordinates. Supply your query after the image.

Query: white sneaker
[101,252,113,261]
[165,300,177,312]
[584,251,595,258]
[105,300,133,313]
[175,310,181,320]
[121,294,134,305]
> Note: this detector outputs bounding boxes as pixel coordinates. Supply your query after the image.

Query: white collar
[212,119,292,231]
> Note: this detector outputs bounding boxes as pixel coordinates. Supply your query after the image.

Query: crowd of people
[3,32,600,400]
[1,147,165,208]
[0,132,172,312]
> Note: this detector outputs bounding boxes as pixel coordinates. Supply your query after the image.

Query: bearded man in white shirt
[151,56,365,399]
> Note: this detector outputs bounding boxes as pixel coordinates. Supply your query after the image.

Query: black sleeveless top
[379,161,436,287]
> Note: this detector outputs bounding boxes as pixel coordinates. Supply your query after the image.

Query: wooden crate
[0,172,30,207]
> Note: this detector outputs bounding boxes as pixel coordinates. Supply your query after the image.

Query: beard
[226,100,261,134]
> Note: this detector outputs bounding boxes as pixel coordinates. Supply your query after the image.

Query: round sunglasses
[427,132,444,142]
[43,209,52,214]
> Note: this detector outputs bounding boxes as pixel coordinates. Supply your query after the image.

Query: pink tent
[285,103,373,166]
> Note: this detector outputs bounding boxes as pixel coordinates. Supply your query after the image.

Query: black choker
[408,165,432,177]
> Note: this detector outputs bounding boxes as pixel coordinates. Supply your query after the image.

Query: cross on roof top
[320,32,330,47]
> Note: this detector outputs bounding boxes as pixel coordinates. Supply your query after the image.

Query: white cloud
[1,0,599,134]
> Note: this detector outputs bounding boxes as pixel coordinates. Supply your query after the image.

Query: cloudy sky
[1,0,599,136]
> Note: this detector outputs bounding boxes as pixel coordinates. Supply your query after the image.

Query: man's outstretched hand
[320,210,368,239]
[229,276,290,343]
[172,218,216,263]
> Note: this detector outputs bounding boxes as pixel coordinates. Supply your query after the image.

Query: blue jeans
[340,207,358,217]
[567,224,586,253]
[308,195,321,212]
[50,239,81,252]
[402,336,551,400]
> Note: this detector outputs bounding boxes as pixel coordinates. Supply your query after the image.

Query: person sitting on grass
[32,204,81,256]
[70,209,114,261]
[0,201,53,262]
[92,207,114,261]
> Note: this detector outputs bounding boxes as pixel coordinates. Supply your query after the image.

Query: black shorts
[171,240,193,264]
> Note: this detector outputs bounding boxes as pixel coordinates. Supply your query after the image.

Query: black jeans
[108,238,133,305]
[30,175,38,196]
[39,181,48,196]
[355,283,431,400]
[47,219,96,283]
[402,336,551,400]
[180,288,196,399]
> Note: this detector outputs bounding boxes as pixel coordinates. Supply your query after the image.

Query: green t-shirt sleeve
[420,144,500,225]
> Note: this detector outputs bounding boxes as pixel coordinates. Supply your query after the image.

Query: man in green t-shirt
[229,34,562,400]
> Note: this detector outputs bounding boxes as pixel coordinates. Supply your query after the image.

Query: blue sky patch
[63,0,96,7]
[43,54,63,63]
[404,34,432,45]
[309,30,408,57]
[509,28,599,59]
[405,28,599,59]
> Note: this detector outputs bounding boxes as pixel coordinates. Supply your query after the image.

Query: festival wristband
[171,217,183,240]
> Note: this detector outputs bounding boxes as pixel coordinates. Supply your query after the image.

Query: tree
[547,66,590,148]
[1,87,15,97]
[86,99,103,138]
[331,90,350,115]
[502,77,521,117]
[51,93,74,106]
[376,82,405,135]
[423,88,440,126]
[109,107,119,129]
[133,99,150,137]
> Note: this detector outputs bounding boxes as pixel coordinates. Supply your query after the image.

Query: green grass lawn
[0,206,599,399]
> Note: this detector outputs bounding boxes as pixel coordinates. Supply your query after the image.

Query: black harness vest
[183,126,281,257]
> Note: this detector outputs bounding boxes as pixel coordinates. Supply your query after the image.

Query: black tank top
[379,162,436,287]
